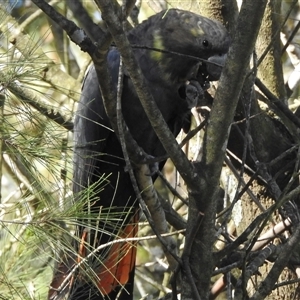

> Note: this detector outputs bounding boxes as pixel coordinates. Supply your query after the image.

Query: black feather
[52,8,230,300]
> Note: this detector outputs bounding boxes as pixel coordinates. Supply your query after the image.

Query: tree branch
[183,1,268,298]
[94,0,199,190]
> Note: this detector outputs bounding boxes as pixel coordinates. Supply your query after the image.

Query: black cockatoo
[49,8,230,300]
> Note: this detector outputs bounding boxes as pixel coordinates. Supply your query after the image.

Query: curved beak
[206,53,227,81]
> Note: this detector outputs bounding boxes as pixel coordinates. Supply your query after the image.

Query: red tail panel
[97,214,138,295]
[48,214,138,299]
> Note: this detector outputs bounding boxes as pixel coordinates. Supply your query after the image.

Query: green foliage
[0,4,78,299]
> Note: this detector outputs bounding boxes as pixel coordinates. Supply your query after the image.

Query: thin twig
[51,230,185,294]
